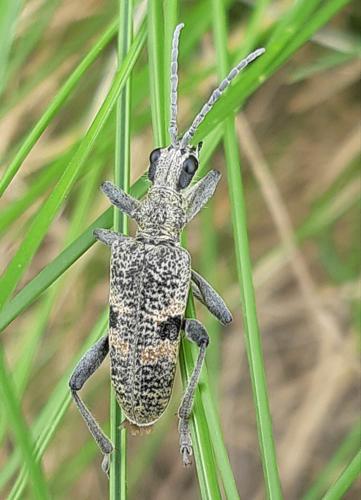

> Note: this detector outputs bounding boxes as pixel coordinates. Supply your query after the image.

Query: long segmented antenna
[169,23,184,145]
[180,47,265,148]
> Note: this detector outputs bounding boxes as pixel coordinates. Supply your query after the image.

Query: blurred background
[0,0,360,498]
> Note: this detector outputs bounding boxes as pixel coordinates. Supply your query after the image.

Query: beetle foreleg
[69,335,113,476]
[184,170,221,222]
[178,319,209,466]
[101,181,140,220]
[191,270,232,325]
[93,228,127,247]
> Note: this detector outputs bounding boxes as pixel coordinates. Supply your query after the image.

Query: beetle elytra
[69,23,264,473]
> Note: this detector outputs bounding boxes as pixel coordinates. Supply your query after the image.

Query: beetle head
[147,23,265,193]
[148,141,203,191]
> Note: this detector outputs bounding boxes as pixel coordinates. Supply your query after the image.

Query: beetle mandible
[69,23,265,474]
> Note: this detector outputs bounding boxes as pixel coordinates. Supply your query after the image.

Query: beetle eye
[177,156,199,190]
[149,148,161,163]
[183,156,198,174]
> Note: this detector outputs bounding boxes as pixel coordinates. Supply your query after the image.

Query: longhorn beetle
[69,23,265,474]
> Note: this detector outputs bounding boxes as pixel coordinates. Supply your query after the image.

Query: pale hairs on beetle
[69,23,265,474]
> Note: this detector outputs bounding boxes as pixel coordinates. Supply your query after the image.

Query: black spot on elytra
[109,305,118,329]
[159,315,182,341]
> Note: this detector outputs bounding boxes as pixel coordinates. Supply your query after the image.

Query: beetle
[69,23,265,474]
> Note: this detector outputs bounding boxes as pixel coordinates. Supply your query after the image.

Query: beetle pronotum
[69,22,264,474]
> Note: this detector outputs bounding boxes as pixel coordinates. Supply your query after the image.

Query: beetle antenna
[169,23,184,146]
[180,48,265,148]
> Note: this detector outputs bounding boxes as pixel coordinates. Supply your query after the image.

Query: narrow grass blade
[212,0,283,497]
[200,201,220,394]
[109,0,133,497]
[147,0,167,145]
[0,0,22,95]
[0,23,146,310]
[179,300,222,499]
[0,20,118,197]
[148,4,224,495]
[303,421,361,500]
[321,450,361,500]
[0,346,50,499]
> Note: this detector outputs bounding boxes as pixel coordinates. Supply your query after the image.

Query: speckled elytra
[69,23,264,474]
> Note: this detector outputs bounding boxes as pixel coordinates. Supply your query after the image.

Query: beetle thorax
[135,187,186,244]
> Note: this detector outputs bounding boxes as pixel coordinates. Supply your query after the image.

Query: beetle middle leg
[69,335,113,475]
[178,318,209,466]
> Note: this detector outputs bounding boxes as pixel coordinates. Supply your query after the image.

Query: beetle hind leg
[178,319,209,466]
[69,334,113,476]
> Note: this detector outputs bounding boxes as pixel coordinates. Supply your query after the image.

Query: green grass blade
[0,346,50,499]
[147,0,167,146]
[0,0,22,95]
[303,421,361,500]
[109,0,133,497]
[0,23,146,310]
[0,20,117,197]
[321,450,361,500]
[179,298,222,499]
[212,0,283,497]
[200,201,220,394]
[148,4,223,494]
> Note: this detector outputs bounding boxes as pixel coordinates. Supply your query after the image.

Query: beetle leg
[69,335,113,476]
[93,228,127,247]
[191,270,233,325]
[178,319,209,466]
[101,181,140,220]
[184,170,221,222]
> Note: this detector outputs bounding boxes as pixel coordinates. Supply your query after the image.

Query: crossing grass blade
[148,2,226,496]
[109,0,133,497]
[211,0,283,497]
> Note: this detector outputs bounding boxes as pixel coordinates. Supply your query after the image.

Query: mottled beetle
[69,23,264,473]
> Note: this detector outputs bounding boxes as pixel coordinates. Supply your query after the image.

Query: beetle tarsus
[179,418,193,466]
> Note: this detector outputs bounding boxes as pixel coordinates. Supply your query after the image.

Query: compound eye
[149,148,161,163]
[183,156,198,174]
